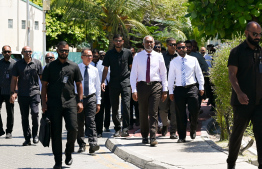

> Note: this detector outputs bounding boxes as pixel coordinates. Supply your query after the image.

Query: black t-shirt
[0,58,16,95]
[228,40,262,105]
[102,48,133,88]
[163,51,178,75]
[12,58,42,97]
[42,59,82,107]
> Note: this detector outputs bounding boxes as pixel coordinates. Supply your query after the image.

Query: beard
[248,34,260,47]
[145,47,153,52]
[58,53,68,60]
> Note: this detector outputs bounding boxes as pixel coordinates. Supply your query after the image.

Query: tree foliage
[187,0,262,40]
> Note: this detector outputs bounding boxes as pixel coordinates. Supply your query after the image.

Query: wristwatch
[79,99,83,103]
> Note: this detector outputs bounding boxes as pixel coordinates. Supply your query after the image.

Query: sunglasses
[59,49,69,53]
[247,30,262,37]
[154,46,161,49]
[169,43,177,47]
[23,51,32,53]
[3,51,11,54]
[177,46,186,50]
[45,57,54,59]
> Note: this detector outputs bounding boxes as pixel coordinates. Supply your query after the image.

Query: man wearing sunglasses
[158,37,178,139]
[227,21,262,169]
[10,46,43,146]
[168,41,204,143]
[45,52,55,64]
[0,45,16,139]
[153,40,162,53]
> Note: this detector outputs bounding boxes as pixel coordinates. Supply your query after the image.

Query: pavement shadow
[0,144,23,147]
[35,153,53,156]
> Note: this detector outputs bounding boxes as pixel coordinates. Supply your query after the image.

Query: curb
[105,138,179,169]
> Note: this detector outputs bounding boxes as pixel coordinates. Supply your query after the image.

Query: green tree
[187,0,262,40]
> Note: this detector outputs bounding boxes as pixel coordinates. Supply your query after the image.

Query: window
[22,20,26,29]
[35,21,39,30]
[8,19,13,28]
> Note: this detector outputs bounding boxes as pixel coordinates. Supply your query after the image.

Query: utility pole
[43,0,50,66]
[27,0,30,46]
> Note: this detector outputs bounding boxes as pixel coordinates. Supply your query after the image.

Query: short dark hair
[81,48,91,55]
[57,41,68,48]
[113,34,123,39]
[176,41,185,46]
[155,40,161,46]
[166,37,176,44]
[185,40,192,45]
[2,45,11,51]
[92,49,99,54]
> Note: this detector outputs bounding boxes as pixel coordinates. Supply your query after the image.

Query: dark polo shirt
[42,59,82,107]
[190,52,209,74]
[163,51,178,75]
[102,48,133,88]
[0,58,16,95]
[12,58,42,97]
[228,40,262,106]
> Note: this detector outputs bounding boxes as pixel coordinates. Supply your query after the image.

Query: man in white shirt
[168,41,204,143]
[130,35,168,147]
[76,49,101,154]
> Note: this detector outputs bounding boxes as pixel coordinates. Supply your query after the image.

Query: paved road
[0,102,139,169]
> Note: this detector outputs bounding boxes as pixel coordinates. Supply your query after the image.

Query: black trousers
[78,94,97,147]
[227,103,262,168]
[137,82,162,139]
[0,94,14,133]
[103,85,111,129]
[109,86,130,132]
[47,98,78,164]
[174,86,199,140]
[18,95,40,141]
[204,76,215,107]
[130,96,139,125]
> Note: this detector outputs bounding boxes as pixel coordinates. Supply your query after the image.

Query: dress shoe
[227,163,235,169]
[113,130,121,137]
[53,163,62,169]
[177,139,186,143]
[77,145,86,153]
[5,133,12,139]
[170,133,178,139]
[0,130,5,136]
[33,136,39,144]
[142,137,148,144]
[22,140,31,146]
[162,126,168,136]
[104,127,110,132]
[65,153,73,165]
[190,131,196,139]
[97,133,102,138]
[150,139,158,147]
[121,130,129,137]
[89,144,100,153]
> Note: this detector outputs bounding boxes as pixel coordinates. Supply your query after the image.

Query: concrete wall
[0,0,43,52]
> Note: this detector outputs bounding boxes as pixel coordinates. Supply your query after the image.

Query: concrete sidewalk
[105,102,258,169]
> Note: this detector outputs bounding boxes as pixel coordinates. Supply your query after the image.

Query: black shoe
[121,130,129,137]
[190,131,196,139]
[113,130,121,137]
[150,139,158,147]
[142,137,148,144]
[89,144,100,153]
[227,163,235,169]
[177,139,186,143]
[170,133,178,139]
[162,126,168,136]
[65,153,73,165]
[129,125,134,130]
[97,133,102,138]
[5,133,12,139]
[0,130,5,136]
[53,163,62,169]
[77,145,86,153]
[22,140,31,146]
[33,136,39,144]
[104,128,110,132]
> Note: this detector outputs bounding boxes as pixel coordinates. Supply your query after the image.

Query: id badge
[5,73,9,79]
[259,63,262,73]
[62,76,68,83]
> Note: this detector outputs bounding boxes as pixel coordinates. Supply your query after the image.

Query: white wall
[0,0,43,52]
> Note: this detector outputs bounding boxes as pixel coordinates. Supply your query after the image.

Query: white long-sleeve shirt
[91,60,110,85]
[130,50,168,93]
[77,62,101,104]
[168,55,204,94]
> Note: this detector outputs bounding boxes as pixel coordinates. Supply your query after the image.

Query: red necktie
[146,53,150,83]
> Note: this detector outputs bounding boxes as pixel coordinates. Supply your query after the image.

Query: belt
[83,93,95,99]
[138,81,160,85]
[177,83,196,89]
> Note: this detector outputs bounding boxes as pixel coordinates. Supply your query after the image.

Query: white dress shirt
[77,62,101,104]
[91,60,110,85]
[130,50,168,93]
[168,54,204,94]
